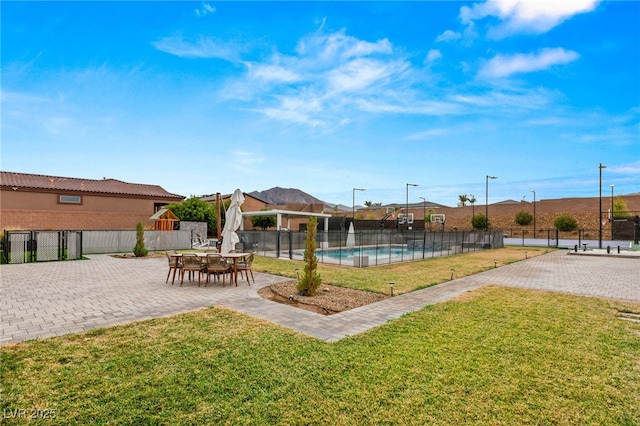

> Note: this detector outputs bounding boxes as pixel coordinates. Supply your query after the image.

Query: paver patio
[1,250,638,345]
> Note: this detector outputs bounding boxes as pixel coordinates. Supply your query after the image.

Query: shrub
[554,213,578,232]
[297,216,321,296]
[515,210,533,226]
[133,222,148,257]
[472,214,488,230]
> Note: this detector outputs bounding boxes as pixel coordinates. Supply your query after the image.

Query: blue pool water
[317,246,416,260]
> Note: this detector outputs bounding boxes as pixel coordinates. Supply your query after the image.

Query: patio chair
[236,253,255,284]
[165,251,183,285]
[180,254,206,287]
[205,254,231,287]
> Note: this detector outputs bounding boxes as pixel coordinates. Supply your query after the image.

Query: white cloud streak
[478,48,580,78]
[153,36,241,62]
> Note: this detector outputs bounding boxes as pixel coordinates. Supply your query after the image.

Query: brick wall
[1,210,155,231]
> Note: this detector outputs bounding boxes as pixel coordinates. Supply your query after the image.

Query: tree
[297,216,321,296]
[364,200,373,207]
[613,198,632,219]
[251,215,276,230]
[515,210,533,226]
[554,213,578,232]
[458,194,469,207]
[472,213,488,230]
[133,222,148,257]
[165,196,218,236]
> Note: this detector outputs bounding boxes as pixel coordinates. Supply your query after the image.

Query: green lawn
[252,246,551,294]
[2,248,639,425]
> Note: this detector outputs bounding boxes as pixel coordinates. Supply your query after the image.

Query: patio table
[171,252,249,286]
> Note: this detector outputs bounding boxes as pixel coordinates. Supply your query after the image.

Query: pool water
[317,246,419,260]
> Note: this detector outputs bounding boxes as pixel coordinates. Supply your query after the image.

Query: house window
[58,195,82,204]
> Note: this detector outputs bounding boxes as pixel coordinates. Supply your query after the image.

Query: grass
[2,246,639,425]
[252,246,550,294]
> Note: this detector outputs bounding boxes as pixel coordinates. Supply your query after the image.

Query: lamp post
[419,196,426,228]
[406,183,418,227]
[599,163,606,249]
[530,189,536,237]
[485,176,497,231]
[610,184,615,222]
[352,188,365,225]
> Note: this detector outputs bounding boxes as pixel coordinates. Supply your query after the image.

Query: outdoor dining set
[165,251,255,287]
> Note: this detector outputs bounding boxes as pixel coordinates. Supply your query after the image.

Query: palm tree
[468,194,477,215]
[458,194,469,207]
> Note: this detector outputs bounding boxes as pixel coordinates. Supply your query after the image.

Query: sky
[2,1,639,208]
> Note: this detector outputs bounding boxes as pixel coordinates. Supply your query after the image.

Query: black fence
[237,229,504,267]
[3,230,83,264]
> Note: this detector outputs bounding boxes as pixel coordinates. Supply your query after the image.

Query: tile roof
[1,171,184,200]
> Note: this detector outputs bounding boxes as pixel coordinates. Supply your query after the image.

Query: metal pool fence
[237,229,504,267]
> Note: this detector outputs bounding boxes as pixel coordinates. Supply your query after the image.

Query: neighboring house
[1,171,184,231]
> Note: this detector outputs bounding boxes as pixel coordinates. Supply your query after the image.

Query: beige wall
[353,194,640,238]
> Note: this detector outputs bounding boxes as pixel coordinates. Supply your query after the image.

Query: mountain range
[249,187,327,206]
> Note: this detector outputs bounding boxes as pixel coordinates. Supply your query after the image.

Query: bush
[472,214,488,230]
[554,213,578,232]
[133,222,148,257]
[515,210,533,226]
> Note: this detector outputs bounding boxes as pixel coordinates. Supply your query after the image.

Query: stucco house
[1,171,184,231]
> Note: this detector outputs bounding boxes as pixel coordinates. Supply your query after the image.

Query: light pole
[485,176,497,231]
[406,183,418,227]
[530,189,536,237]
[419,196,426,228]
[352,188,365,225]
[610,184,615,222]
[599,163,606,248]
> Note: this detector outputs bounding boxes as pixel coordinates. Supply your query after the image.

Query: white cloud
[610,161,640,174]
[152,36,241,62]
[327,58,408,94]
[295,30,392,66]
[196,3,215,17]
[478,48,580,78]
[461,0,600,37]
[436,30,462,43]
[246,63,302,83]
[425,49,442,64]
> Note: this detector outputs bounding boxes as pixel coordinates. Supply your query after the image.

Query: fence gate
[4,230,83,264]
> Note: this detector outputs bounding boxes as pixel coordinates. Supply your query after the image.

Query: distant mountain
[249,187,325,205]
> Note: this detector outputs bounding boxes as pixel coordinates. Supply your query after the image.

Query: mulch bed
[258,280,389,315]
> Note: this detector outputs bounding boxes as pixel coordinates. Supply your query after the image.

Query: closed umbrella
[346,221,355,248]
[221,189,245,254]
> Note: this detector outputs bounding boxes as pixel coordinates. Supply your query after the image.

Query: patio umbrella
[221,189,245,254]
[346,221,355,248]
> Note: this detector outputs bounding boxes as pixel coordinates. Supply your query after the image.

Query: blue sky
[2,1,639,207]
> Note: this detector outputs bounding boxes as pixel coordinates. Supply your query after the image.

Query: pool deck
[1,249,639,345]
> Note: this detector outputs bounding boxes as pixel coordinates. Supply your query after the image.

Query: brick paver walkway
[1,251,638,345]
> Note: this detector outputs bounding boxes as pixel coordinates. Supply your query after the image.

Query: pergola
[240,209,331,232]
